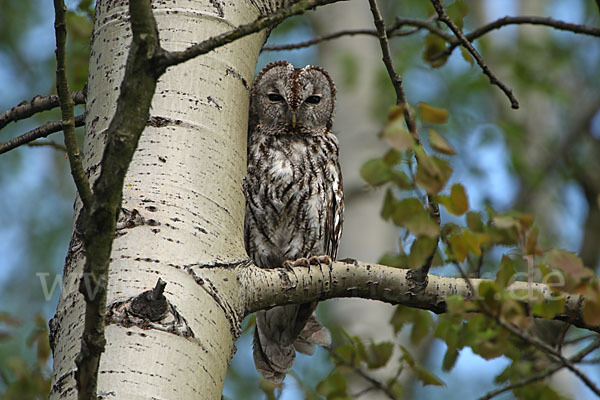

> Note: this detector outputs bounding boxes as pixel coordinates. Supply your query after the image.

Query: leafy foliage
[0,314,51,399]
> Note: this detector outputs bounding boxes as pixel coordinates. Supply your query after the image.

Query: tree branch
[74,0,162,396]
[0,91,85,131]
[479,336,600,400]
[368,0,439,283]
[263,15,599,59]
[155,0,348,71]
[239,259,599,394]
[54,0,92,209]
[240,260,598,334]
[0,115,85,155]
[261,17,441,52]
[367,0,416,135]
[27,140,67,152]
[330,350,399,399]
[430,0,519,109]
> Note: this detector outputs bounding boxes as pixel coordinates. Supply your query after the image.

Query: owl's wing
[326,159,344,259]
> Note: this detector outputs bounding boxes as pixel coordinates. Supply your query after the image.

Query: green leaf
[390,305,416,334]
[334,343,360,367]
[392,170,412,189]
[316,371,348,399]
[379,252,408,268]
[447,0,469,30]
[466,211,483,232]
[418,103,449,124]
[442,347,459,371]
[428,128,456,155]
[422,33,449,68]
[381,189,397,220]
[410,310,433,346]
[360,158,392,186]
[532,298,565,319]
[445,295,466,316]
[383,148,401,166]
[366,341,394,369]
[460,47,474,65]
[447,232,468,262]
[382,118,415,151]
[386,379,404,398]
[400,346,445,386]
[259,379,281,400]
[408,236,438,269]
[496,255,517,289]
[414,150,453,195]
[438,183,468,216]
[392,197,440,238]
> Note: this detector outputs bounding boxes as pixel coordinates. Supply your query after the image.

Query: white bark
[50,1,265,398]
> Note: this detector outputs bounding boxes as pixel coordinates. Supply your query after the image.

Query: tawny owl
[244,61,344,383]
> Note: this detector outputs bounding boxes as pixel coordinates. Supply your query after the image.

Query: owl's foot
[283,255,331,269]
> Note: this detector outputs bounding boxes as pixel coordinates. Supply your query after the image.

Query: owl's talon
[283,258,310,268]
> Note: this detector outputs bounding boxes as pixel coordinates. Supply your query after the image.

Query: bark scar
[105,281,194,338]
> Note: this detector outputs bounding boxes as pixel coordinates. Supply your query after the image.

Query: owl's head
[250,61,336,135]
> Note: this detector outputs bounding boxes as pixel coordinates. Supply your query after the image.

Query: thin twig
[27,140,68,152]
[0,115,85,155]
[330,351,398,400]
[0,90,85,131]
[263,14,599,58]
[430,0,519,109]
[563,334,599,346]
[157,0,348,71]
[54,0,92,209]
[262,17,440,52]
[368,0,439,282]
[367,0,416,135]
[479,337,600,400]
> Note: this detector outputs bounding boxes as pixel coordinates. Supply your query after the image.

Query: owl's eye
[268,93,284,102]
[305,95,321,104]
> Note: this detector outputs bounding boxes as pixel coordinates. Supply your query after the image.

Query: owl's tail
[253,303,331,383]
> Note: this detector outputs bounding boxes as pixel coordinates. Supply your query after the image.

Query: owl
[244,61,344,383]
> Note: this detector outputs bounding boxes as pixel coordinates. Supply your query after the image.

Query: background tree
[1,0,599,399]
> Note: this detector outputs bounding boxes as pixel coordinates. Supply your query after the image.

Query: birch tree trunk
[50,1,266,398]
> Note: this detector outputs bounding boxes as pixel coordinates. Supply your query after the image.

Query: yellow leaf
[382,118,414,151]
[428,129,456,155]
[418,103,449,124]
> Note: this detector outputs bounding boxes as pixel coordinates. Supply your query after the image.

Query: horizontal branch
[27,140,67,152]
[262,17,437,52]
[156,0,347,71]
[262,14,600,56]
[0,114,85,155]
[0,90,85,131]
[239,260,598,334]
[479,336,600,400]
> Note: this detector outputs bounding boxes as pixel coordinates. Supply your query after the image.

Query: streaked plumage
[244,61,344,383]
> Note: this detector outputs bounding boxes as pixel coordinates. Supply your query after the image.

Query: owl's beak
[290,112,297,128]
